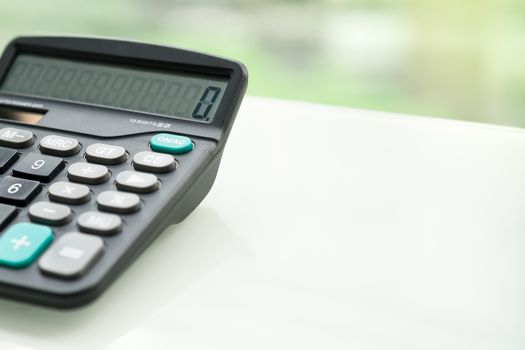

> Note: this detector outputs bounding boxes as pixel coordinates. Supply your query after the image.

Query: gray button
[29,201,72,225]
[0,127,34,148]
[85,143,127,165]
[115,170,159,193]
[40,135,80,156]
[38,232,104,279]
[97,190,141,213]
[78,211,122,235]
[68,162,109,184]
[133,151,176,173]
[48,181,91,204]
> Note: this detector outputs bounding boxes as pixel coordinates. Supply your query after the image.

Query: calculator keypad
[0,203,17,230]
[133,151,176,173]
[77,211,122,235]
[13,153,64,182]
[0,128,34,148]
[0,223,53,268]
[48,181,91,204]
[85,143,127,165]
[0,176,41,206]
[97,190,141,214]
[115,170,159,193]
[0,148,18,174]
[0,130,196,282]
[40,135,81,156]
[29,201,72,226]
[38,232,104,279]
[67,162,110,184]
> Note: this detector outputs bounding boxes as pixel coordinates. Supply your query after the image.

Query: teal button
[150,133,193,155]
[0,223,53,268]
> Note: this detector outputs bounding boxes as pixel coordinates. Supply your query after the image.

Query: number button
[67,162,109,184]
[78,211,122,235]
[0,147,19,173]
[133,151,176,173]
[115,170,159,193]
[85,143,127,165]
[29,201,72,226]
[39,232,104,279]
[13,153,64,182]
[96,190,141,213]
[0,127,34,148]
[0,223,53,268]
[0,203,17,230]
[48,181,91,204]
[0,176,41,206]
[40,135,81,156]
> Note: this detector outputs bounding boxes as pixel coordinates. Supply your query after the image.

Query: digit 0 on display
[1,55,228,122]
[0,36,247,308]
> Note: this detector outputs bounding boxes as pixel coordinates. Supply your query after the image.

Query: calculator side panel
[73,148,225,308]
[61,147,226,308]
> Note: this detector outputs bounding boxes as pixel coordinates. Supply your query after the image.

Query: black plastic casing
[0,36,247,308]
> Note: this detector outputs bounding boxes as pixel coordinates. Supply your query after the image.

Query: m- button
[133,151,176,173]
[0,127,34,148]
[85,143,127,165]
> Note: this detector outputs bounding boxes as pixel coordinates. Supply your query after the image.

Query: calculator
[0,36,247,308]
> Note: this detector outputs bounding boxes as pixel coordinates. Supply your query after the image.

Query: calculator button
[67,162,109,184]
[78,211,122,235]
[38,232,103,279]
[12,153,64,182]
[133,151,176,173]
[0,203,17,230]
[85,143,127,165]
[150,133,193,154]
[96,190,141,214]
[0,147,18,173]
[40,135,80,156]
[48,181,91,204]
[0,127,34,149]
[0,176,40,206]
[29,201,72,226]
[115,170,159,193]
[0,223,53,268]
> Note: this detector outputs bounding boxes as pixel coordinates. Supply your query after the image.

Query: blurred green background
[1,0,524,126]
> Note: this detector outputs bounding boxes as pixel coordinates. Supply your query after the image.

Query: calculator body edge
[0,36,247,308]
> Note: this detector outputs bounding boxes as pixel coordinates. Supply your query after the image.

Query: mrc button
[40,135,80,156]
[150,133,193,155]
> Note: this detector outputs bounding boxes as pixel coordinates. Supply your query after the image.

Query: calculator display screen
[0,54,228,122]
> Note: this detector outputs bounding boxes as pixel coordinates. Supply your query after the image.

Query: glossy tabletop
[0,96,524,349]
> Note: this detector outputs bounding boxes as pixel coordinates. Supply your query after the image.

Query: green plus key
[0,223,53,268]
[150,133,193,155]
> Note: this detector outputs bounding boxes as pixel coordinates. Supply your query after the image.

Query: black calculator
[0,36,247,308]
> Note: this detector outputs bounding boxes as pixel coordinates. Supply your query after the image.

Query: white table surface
[0,96,524,349]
